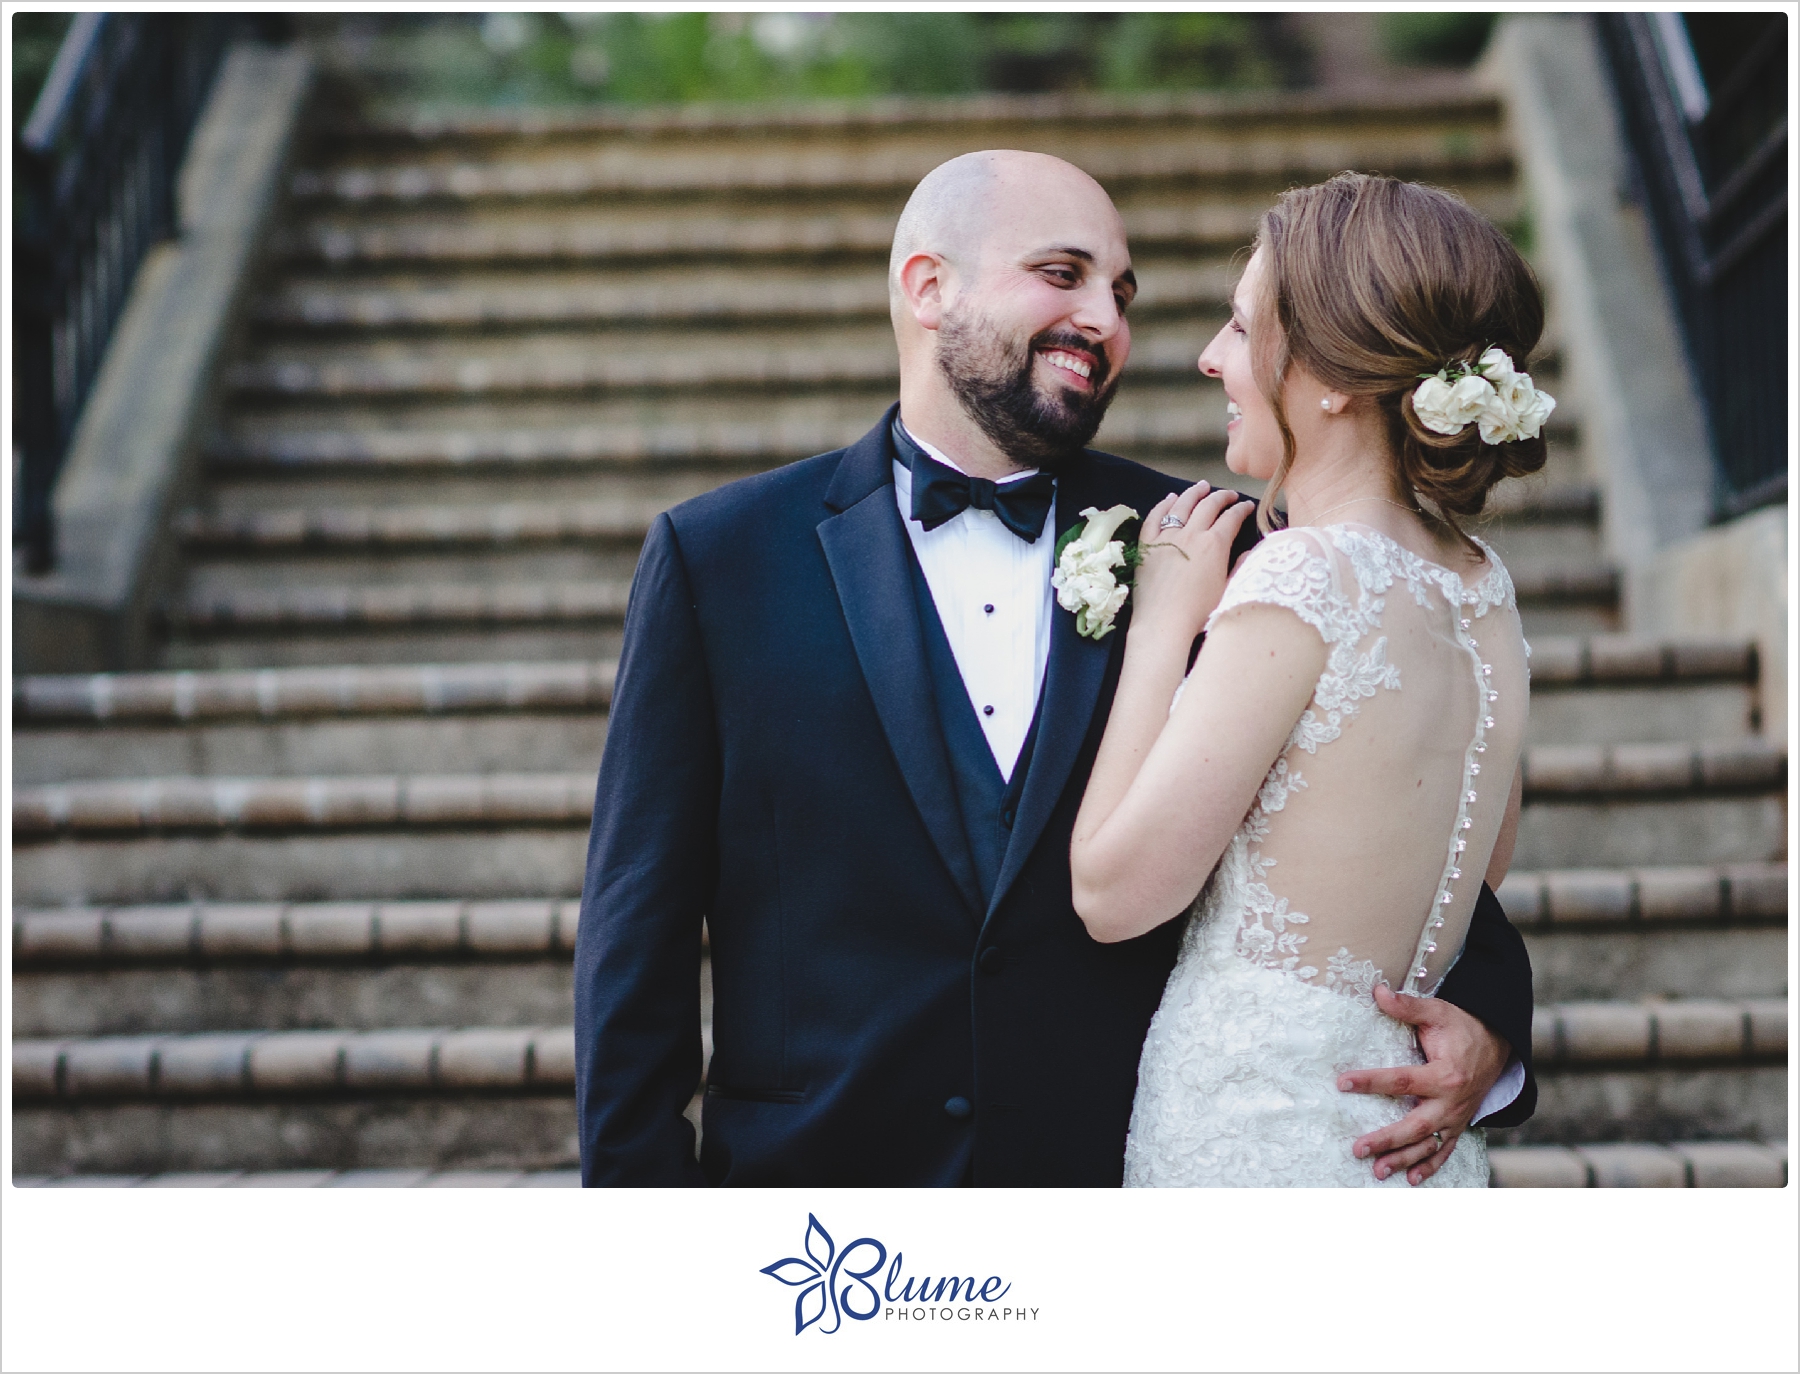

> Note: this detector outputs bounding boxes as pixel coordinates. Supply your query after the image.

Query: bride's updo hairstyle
[1248,171,1548,548]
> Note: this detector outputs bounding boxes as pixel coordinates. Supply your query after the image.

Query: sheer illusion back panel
[1203,526,1528,996]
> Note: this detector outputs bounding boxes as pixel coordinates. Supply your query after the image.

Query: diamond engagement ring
[1431,1130,1445,1149]
[1158,514,1185,530]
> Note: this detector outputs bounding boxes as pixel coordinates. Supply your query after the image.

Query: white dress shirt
[890,421,1523,1124]
[893,424,1054,782]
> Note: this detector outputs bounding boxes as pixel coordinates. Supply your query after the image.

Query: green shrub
[1378,13,1497,67]
[13,12,74,138]
[341,12,1308,110]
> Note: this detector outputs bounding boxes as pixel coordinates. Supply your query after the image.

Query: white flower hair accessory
[1412,346,1556,444]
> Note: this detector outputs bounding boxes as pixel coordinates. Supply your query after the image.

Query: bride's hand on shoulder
[1129,482,1256,642]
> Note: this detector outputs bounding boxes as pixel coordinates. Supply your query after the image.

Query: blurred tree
[1377,13,1497,67]
[1100,13,1303,91]
[327,12,1311,109]
[13,12,74,137]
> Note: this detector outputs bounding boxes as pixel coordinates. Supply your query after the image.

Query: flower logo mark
[760,1214,888,1335]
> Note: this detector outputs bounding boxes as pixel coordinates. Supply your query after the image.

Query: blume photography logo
[760,1214,1035,1336]
[760,1214,886,1335]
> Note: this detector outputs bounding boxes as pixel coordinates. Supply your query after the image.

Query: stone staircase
[12,87,1785,1185]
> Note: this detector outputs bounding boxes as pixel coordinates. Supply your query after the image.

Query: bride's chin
[1223,444,1259,480]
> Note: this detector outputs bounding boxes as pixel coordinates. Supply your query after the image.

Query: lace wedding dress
[1123,523,1529,1188]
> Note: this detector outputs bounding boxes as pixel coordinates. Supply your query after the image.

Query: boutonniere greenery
[1051,504,1189,641]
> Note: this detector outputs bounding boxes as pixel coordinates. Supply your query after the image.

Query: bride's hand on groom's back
[1129,482,1255,644]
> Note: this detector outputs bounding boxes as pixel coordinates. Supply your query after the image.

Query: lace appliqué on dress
[1203,530,1404,996]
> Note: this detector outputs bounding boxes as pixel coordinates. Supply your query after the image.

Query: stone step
[11,1098,581,1176]
[1527,926,1787,1003]
[13,861,1777,969]
[239,327,1499,403]
[17,740,1778,840]
[207,399,1220,471]
[1494,1065,1786,1147]
[1497,860,1785,928]
[151,557,1611,641]
[164,581,632,634]
[15,660,614,724]
[1527,684,1756,746]
[1512,793,1784,871]
[15,1144,1788,1187]
[222,331,1572,409]
[1477,520,1611,571]
[1520,739,1783,797]
[12,772,596,837]
[13,957,577,1039]
[11,643,1753,786]
[289,121,1511,206]
[15,997,1779,1105]
[315,88,1506,147]
[15,884,1784,1037]
[13,1024,577,1103]
[171,485,1599,557]
[12,830,591,906]
[176,498,666,551]
[14,952,1780,1171]
[13,663,613,783]
[159,628,630,673]
[1487,1141,1787,1187]
[206,402,1588,478]
[15,898,580,966]
[272,187,1517,269]
[17,1169,581,1187]
[252,262,1235,332]
[226,330,906,400]
[1529,998,1785,1068]
[45,633,1742,734]
[14,712,608,786]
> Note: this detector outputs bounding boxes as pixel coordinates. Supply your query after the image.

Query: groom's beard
[935,309,1120,471]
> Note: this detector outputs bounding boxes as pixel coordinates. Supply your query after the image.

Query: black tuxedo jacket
[574,407,1536,1186]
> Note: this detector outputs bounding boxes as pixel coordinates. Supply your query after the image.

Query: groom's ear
[897,251,949,331]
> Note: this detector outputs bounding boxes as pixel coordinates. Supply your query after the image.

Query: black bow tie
[896,424,1056,543]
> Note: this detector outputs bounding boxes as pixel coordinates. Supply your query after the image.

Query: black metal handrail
[1597,13,1788,518]
[12,14,235,574]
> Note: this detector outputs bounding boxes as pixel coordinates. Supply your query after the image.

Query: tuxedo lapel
[818,415,985,920]
[986,455,1124,919]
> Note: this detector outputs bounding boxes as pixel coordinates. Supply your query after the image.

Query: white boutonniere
[1411,346,1556,444]
[1051,504,1142,640]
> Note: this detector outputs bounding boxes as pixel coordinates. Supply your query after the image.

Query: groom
[574,151,1535,1186]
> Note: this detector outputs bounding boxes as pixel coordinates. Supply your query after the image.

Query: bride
[1070,173,1552,1187]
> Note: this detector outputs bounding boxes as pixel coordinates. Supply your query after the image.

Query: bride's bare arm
[1071,495,1320,943]
[1484,765,1524,888]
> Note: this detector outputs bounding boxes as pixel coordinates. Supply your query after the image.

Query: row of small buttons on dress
[1418,612,1502,983]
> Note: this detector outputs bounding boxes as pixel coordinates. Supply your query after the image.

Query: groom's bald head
[887,150,1122,316]
[887,152,1000,308]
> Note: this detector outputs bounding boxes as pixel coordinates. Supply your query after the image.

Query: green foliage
[1501,206,1535,258]
[1377,13,1497,68]
[13,12,74,138]
[1101,13,1293,92]
[353,13,1305,110]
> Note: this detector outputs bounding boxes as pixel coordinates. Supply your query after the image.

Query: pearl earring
[1320,398,1332,412]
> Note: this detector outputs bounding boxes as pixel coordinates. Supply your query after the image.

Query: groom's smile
[1039,345,1098,388]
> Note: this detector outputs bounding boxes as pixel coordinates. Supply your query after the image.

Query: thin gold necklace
[1304,495,1418,525]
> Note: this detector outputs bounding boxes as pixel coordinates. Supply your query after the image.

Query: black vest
[905,545,1043,907]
